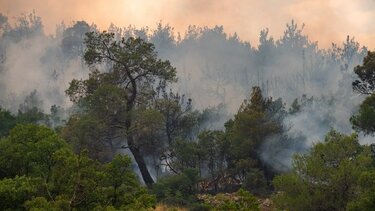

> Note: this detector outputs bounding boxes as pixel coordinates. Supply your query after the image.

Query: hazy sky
[1,0,375,48]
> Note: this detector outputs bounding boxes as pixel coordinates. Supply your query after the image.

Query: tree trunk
[128,135,154,187]
[125,81,154,186]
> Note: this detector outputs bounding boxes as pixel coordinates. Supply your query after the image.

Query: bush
[198,188,260,211]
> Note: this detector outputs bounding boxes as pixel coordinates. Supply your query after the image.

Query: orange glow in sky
[1,0,375,48]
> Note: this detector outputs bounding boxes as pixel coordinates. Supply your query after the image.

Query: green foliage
[17,90,47,124]
[4,15,375,211]
[353,51,375,94]
[347,170,375,211]
[48,105,65,128]
[351,93,375,135]
[132,107,164,164]
[161,87,288,195]
[197,130,228,180]
[0,92,53,138]
[24,196,70,211]
[0,124,68,178]
[154,90,199,143]
[0,124,155,210]
[273,130,373,211]
[61,21,90,57]
[66,31,177,186]
[170,140,202,172]
[17,107,46,124]
[61,114,109,161]
[0,107,17,137]
[119,188,156,210]
[199,188,260,211]
[150,89,204,178]
[153,169,200,205]
[224,87,286,193]
[0,176,39,210]
[101,154,143,207]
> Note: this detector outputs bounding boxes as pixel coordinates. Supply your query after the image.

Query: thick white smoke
[0,13,372,171]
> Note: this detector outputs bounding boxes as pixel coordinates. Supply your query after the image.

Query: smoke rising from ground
[0,12,371,171]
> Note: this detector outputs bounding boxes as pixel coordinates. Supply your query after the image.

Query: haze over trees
[0,12,374,210]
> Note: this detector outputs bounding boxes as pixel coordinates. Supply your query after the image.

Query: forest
[0,12,375,210]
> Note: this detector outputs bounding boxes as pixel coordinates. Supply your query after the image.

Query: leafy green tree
[131,107,165,176]
[140,89,202,177]
[351,94,375,135]
[48,104,65,128]
[273,130,373,211]
[102,154,141,207]
[66,31,176,186]
[0,124,72,209]
[24,196,69,211]
[61,21,91,57]
[17,90,46,124]
[173,87,287,194]
[353,51,375,94]
[0,124,68,178]
[225,86,285,192]
[198,131,227,176]
[168,139,202,174]
[0,176,39,210]
[154,90,198,145]
[152,168,199,205]
[347,170,375,211]
[0,107,16,137]
[61,114,110,161]
[0,124,155,210]
[2,12,43,42]
[42,149,155,210]
[196,130,229,192]
[350,51,375,135]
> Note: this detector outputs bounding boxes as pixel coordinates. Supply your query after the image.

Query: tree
[66,31,176,186]
[273,130,373,211]
[351,94,375,135]
[351,52,375,135]
[225,86,285,192]
[0,124,155,210]
[0,176,39,210]
[154,90,197,145]
[0,124,68,178]
[151,90,202,175]
[152,168,200,204]
[2,12,43,42]
[352,51,375,94]
[61,114,110,161]
[17,90,46,124]
[0,13,10,36]
[198,130,227,181]
[0,107,16,137]
[61,21,91,57]
[347,169,375,211]
[193,130,230,192]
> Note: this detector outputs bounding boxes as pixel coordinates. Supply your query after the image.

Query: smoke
[117,21,368,171]
[2,0,375,48]
[260,67,368,171]
[1,36,86,111]
[0,12,371,172]
[0,14,89,114]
